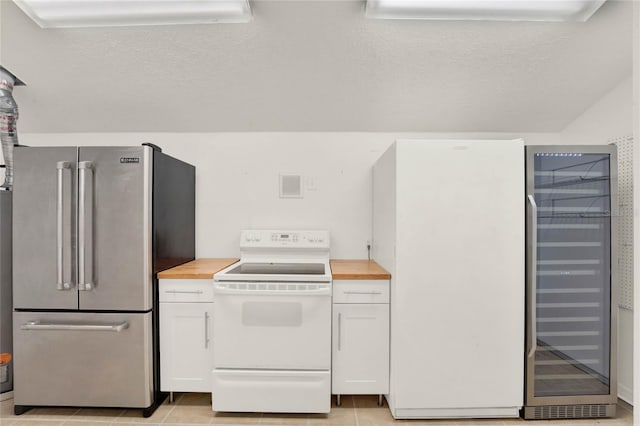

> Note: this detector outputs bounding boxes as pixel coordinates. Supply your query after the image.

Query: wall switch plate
[306,177,318,191]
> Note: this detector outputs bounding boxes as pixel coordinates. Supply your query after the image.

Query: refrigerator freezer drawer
[212,369,330,413]
[13,311,153,408]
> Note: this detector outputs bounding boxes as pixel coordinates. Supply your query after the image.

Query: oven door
[213,281,331,370]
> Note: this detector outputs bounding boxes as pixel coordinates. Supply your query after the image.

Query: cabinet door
[160,302,213,393]
[332,304,389,395]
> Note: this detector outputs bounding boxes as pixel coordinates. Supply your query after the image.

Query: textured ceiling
[0,0,633,133]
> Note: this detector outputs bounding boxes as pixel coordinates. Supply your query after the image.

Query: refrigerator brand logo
[120,157,140,164]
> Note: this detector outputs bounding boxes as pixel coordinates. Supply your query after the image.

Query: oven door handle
[213,285,331,297]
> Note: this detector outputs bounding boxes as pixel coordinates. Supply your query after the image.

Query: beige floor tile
[355,407,398,426]
[175,393,212,407]
[594,422,634,426]
[594,418,634,426]
[455,419,509,426]
[108,423,162,426]
[0,400,18,422]
[594,418,632,424]
[114,404,173,424]
[18,408,79,421]
[352,396,386,409]
[503,420,617,426]
[610,405,633,421]
[161,405,214,424]
[260,412,308,425]
[500,419,528,425]
[260,413,309,425]
[0,398,631,426]
[406,416,508,426]
[210,412,262,425]
[69,408,126,422]
[1,399,14,412]
[617,412,633,423]
[333,396,354,408]
[308,407,356,426]
[306,414,330,425]
[0,403,76,424]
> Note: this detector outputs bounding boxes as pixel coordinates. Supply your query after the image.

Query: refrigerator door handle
[56,161,72,291]
[78,161,94,291]
[527,194,538,359]
[21,320,129,332]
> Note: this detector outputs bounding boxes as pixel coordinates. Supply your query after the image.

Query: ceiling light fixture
[12,0,252,28]
[365,0,607,22]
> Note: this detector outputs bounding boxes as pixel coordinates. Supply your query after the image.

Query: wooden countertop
[330,259,391,280]
[157,258,390,280]
[157,258,239,279]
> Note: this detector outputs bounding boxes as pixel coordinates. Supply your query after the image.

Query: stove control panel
[240,230,329,249]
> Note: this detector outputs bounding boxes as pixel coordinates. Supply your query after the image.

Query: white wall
[561,76,634,404]
[8,132,559,259]
[562,77,633,146]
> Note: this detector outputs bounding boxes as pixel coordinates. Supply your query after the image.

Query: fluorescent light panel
[365,0,607,22]
[12,0,252,28]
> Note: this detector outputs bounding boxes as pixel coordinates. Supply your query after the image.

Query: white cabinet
[332,280,389,398]
[159,279,213,394]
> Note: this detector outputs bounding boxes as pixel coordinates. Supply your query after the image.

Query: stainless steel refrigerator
[524,145,617,419]
[0,190,12,395]
[11,144,195,416]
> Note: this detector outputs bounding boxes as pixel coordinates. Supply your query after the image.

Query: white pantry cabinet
[159,279,214,397]
[332,279,390,402]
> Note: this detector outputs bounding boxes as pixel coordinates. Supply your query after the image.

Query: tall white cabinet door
[160,302,213,392]
[332,304,389,394]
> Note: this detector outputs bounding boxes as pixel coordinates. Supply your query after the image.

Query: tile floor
[0,394,633,426]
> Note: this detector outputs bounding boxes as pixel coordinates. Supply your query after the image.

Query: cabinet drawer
[332,280,389,304]
[159,279,213,302]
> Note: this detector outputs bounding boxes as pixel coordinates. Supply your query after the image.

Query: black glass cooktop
[226,262,326,275]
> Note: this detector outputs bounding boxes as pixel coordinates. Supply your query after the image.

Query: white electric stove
[212,230,332,413]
